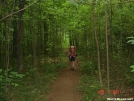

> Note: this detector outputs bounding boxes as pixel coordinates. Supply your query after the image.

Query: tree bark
[17,1,25,72]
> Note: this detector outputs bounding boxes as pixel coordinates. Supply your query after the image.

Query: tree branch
[0,0,39,22]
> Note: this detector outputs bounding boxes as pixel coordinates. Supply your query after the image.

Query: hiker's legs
[70,61,73,70]
[71,57,75,70]
[69,56,75,70]
[72,61,74,68]
[72,61,75,70]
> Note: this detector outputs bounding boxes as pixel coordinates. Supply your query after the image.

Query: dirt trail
[46,67,82,101]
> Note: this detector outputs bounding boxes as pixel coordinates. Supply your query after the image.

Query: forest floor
[45,66,82,101]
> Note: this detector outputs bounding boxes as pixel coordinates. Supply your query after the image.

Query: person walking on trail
[68,45,77,71]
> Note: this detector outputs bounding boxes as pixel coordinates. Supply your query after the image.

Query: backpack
[69,46,75,56]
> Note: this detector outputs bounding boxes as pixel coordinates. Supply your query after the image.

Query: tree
[16,1,25,72]
[92,0,102,86]
[104,0,110,90]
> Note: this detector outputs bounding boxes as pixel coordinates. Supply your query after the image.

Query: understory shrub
[80,61,95,75]
[78,74,102,101]
[8,62,66,101]
[0,69,25,101]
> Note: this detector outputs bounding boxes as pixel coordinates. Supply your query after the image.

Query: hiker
[68,45,77,70]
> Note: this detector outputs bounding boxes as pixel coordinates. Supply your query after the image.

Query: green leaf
[15,83,19,87]
[10,72,18,75]
[10,72,25,78]
[69,0,79,8]
[17,74,25,78]
[9,28,14,32]
[7,68,12,72]
[5,78,12,83]
[127,37,134,39]
[15,6,19,10]
[130,65,134,69]
[9,75,13,78]
[90,85,95,88]
[0,69,2,72]
[11,83,19,87]
[131,69,134,72]
[127,40,134,43]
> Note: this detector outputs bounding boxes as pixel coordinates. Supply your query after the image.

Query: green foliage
[80,61,95,75]
[11,63,66,101]
[127,37,134,45]
[0,69,25,101]
[127,37,134,73]
[78,74,103,101]
[69,0,79,8]
[125,73,134,86]
[130,65,134,72]
[0,69,6,101]
[44,63,65,75]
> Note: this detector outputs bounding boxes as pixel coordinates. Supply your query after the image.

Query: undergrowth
[7,62,66,101]
[78,61,103,101]
[78,59,134,101]
[78,74,100,101]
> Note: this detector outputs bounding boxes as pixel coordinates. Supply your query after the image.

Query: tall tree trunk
[17,1,25,72]
[5,21,11,98]
[105,1,110,90]
[13,20,17,59]
[5,22,10,73]
[109,0,114,69]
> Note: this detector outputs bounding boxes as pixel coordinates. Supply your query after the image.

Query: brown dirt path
[46,67,82,101]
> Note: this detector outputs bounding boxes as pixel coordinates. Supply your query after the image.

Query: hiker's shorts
[69,56,75,61]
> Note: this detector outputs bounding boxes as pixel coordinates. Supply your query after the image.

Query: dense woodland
[0,0,134,101]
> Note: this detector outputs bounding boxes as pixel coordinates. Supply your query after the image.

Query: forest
[0,0,134,101]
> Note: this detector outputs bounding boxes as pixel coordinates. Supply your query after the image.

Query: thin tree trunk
[92,2,102,86]
[33,31,37,68]
[5,22,10,99]
[105,1,110,90]
[109,0,114,68]
[44,21,48,56]
[6,25,10,74]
